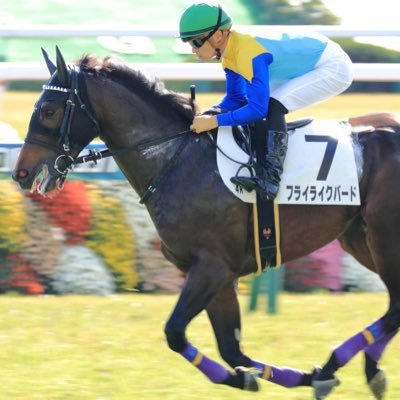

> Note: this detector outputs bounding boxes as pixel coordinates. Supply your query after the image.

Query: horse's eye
[40,103,56,119]
[44,109,55,118]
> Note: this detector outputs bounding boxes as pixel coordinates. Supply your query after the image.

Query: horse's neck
[90,80,190,197]
[117,123,188,198]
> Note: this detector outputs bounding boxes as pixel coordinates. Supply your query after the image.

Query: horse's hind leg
[312,316,388,398]
[207,280,319,388]
[363,167,400,398]
[364,330,398,399]
[313,170,400,399]
[339,214,397,399]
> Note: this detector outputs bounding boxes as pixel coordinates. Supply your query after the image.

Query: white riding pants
[270,40,353,112]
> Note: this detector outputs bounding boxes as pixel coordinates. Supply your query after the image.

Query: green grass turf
[0,292,398,399]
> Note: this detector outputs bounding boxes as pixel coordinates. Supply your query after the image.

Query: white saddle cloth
[216,120,361,206]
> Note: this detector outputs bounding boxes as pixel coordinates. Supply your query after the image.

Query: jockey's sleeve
[217,52,272,126]
[214,68,247,111]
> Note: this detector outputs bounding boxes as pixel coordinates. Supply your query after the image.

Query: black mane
[76,54,197,123]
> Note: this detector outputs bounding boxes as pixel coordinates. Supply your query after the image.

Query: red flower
[2,253,44,295]
[29,181,92,244]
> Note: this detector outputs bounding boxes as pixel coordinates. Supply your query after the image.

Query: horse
[12,47,400,399]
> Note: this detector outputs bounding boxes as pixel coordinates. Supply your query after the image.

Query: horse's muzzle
[12,162,60,194]
[12,167,33,189]
[12,168,29,182]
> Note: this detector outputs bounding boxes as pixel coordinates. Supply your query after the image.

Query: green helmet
[178,2,232,39]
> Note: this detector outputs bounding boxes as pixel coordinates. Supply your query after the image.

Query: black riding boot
[231,98,288,201]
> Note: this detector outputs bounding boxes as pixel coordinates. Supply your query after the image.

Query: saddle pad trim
[253,202,282,275]
[253,203,263,275]
[274,203,282,268]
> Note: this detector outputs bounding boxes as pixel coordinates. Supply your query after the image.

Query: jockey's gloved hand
[190,115,218,134]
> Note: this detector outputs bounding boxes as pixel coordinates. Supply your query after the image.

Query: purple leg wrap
[365,329,398,362]
[181,343,230,383]
[334,319,385,367]
[252,360,304,388]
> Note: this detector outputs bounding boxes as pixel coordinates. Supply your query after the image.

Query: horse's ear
[41,48,56,76]
[55,46,70,86]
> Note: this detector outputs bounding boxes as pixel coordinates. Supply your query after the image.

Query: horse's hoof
[312,377,340,399]
[368,370,387,400]
[234,366,259,392]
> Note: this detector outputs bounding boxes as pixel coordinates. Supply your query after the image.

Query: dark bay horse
[12,48,400,399]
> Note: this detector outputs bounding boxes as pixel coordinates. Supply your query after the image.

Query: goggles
[188,31,215,49]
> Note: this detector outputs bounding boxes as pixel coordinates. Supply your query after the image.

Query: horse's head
[12,47,100,195]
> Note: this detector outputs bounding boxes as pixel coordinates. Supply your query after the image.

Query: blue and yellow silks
[216,30,328,127]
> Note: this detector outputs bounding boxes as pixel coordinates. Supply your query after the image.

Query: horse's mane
[76,54,198,124]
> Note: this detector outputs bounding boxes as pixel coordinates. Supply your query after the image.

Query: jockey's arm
[217,53,272,126]
[214,68,247,111]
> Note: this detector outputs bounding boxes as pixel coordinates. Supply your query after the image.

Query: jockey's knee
[164,320,187,353]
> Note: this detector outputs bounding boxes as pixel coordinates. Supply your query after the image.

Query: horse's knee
[164,320,187,353]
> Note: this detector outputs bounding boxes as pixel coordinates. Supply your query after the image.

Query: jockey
[178,1,353,201]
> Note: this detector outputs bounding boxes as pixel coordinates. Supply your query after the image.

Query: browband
[42,84,72,93]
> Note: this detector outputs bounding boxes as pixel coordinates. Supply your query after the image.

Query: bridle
[24,65,101,183]
[25,65,193,203]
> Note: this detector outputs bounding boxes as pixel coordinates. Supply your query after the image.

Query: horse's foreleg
[206,280,252,368]
[164,261,258,391]
[206,280,318,388]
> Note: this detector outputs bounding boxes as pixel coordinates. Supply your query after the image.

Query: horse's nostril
[12,169,29,181]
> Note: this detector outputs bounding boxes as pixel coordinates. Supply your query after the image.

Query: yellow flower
[86,183,137,290]
[0,182,27,252]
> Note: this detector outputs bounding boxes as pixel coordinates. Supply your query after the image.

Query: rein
[73,130,191,165]
[74,128,252,204]
[74,129,192,204]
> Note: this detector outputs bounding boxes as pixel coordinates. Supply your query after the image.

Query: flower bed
[0,181,138,294]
